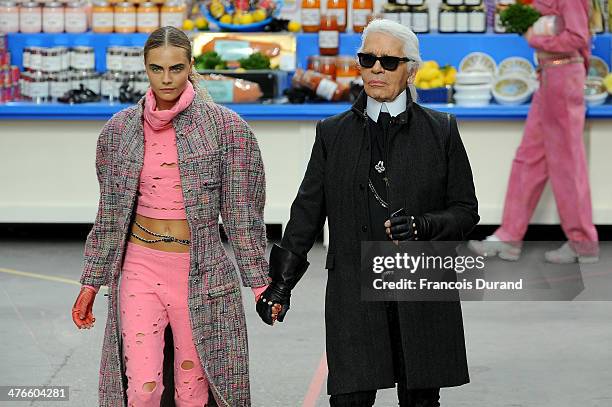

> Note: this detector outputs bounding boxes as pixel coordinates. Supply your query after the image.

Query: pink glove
[72,286,97,329]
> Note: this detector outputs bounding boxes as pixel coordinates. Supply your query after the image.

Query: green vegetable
[195,51,227,70]
[500,4,541,35]
[238,52,271,70]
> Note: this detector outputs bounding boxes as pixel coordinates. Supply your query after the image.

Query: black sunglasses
[357,53,412,71]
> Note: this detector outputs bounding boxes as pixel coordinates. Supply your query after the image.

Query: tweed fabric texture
[80,91,270,406]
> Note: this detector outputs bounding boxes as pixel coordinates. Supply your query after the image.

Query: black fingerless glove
[256,244,309,325]
[388,214,431,241]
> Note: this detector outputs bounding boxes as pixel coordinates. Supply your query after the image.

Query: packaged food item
[327,0,347,32]
[114,2,136,33]
[352,0,372,33]
[319,14,339,56]
[20,2,42,33]
[200,37,281,61]
[301,0,320,32]
[43,2,64,33]
[65,1,88,33]
[335,55,359,85]
[137,2,159,33]
[291,68,350,101]
[92,0,113,33]
[199,73,263,103]
[160,0,185,28]
[0,1,19,33]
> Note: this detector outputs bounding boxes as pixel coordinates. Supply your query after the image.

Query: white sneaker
[467,235,522,261]
[544,242,599,264]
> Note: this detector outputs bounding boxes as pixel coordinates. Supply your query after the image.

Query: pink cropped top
[135,82,196,219]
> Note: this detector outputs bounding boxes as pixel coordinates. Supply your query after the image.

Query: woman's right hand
[72,286,97,329]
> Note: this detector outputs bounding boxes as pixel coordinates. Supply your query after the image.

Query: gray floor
[1,239,611,407]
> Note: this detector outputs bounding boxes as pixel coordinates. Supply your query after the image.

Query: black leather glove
[256,244,309,325]
[386,214,431,241]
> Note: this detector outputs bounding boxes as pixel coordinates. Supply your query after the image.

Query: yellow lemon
[604,73,612,92]
[444,68,457,86]
[288,20,301,32]
[418,81,432,90]
[252,8,267,22]
[232,12,242,25]
[423,60,439,70]
[418,67,438,82]
[239,13,254,25]
[209,1,225,18]
[430,78,445,88]
[182,19,195,31]
[195,16,209,30]
[219,14,232,24]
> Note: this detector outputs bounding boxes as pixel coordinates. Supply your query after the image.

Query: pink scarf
[144,81,196,130]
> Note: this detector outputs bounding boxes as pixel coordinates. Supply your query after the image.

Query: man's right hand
[72,286,97,329]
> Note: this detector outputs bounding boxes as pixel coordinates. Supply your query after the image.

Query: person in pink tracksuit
[469,0,599,263]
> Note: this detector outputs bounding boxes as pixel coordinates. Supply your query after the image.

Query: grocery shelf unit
[2,32,612,227]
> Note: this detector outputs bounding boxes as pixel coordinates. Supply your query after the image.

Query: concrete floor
[1,239,611,407]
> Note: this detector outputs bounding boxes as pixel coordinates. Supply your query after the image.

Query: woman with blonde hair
[71,26,270,406]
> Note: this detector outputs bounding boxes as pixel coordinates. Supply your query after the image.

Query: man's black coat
[280,90,480,395]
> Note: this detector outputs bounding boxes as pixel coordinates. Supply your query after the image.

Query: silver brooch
[375,161,385,173]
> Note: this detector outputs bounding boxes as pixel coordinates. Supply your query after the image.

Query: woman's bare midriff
[128,213,191,253]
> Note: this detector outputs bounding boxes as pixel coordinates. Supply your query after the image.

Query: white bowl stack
[492,57,536,106]
[453,52,497,107]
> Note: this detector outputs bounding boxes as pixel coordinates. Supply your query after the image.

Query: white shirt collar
[366,89,407,122]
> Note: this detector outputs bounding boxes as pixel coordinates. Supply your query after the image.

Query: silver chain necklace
[130,220,191,245]
[368,178,389,209]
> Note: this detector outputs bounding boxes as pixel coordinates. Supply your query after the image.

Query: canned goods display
[70,46,95,70]
[106,46,124,71]
[122,47,144,73]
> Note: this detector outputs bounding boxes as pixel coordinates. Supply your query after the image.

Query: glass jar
[71,46,95,70]
[352,0,372,33]
[123,46,144,72]
[86,70,101,94]
[160,0,185,28]
[307,55,321,71]
[65,1,87,33]
[438,4,456,33]
[19,2,42,33]
[29,46,43,71]
[92,0,113,33]
[137,2,158,33]
[326,0,347,32]
[106,46,124,71]
[465,0,481,4]
[20,70,30,101]
[49,72,71,100]
[399,5,411,28]
[30,71,48,104]
[56,46,69,70]
[43,2,64,33]
[22,47,32,71]
[382,4,400,23]
[300,0,320,32]
[446,0,463,5]
[335,55,359,85]
[41,48,62,72]
[406,0,424,4]
[318,56,336,79]
[114,2,135,33]
[456,5,468,32]
[411,4,429,33]
[319,14,339,56]
[134,71,149,95]
[468,4,486,32]
[0,1,20,33]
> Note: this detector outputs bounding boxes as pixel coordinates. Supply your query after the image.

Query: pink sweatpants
[494,62,598,255]
[119,242,210,407]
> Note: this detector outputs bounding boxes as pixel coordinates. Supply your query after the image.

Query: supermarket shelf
[5,100,610,121]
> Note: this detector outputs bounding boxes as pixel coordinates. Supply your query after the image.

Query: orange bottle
[352,0,372,33]
[319,14,339,56]
[301,0,320,33]
[326,0,346,32]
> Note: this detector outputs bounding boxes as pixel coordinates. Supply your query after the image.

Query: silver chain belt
[130,220,191,245]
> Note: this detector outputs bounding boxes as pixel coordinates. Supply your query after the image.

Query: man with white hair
[257,19,479,406]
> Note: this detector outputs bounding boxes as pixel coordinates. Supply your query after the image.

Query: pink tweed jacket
[80,90,270,406]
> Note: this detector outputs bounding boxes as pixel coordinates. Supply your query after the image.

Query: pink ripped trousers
[494,62,599,255]
[119,242,210,406]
